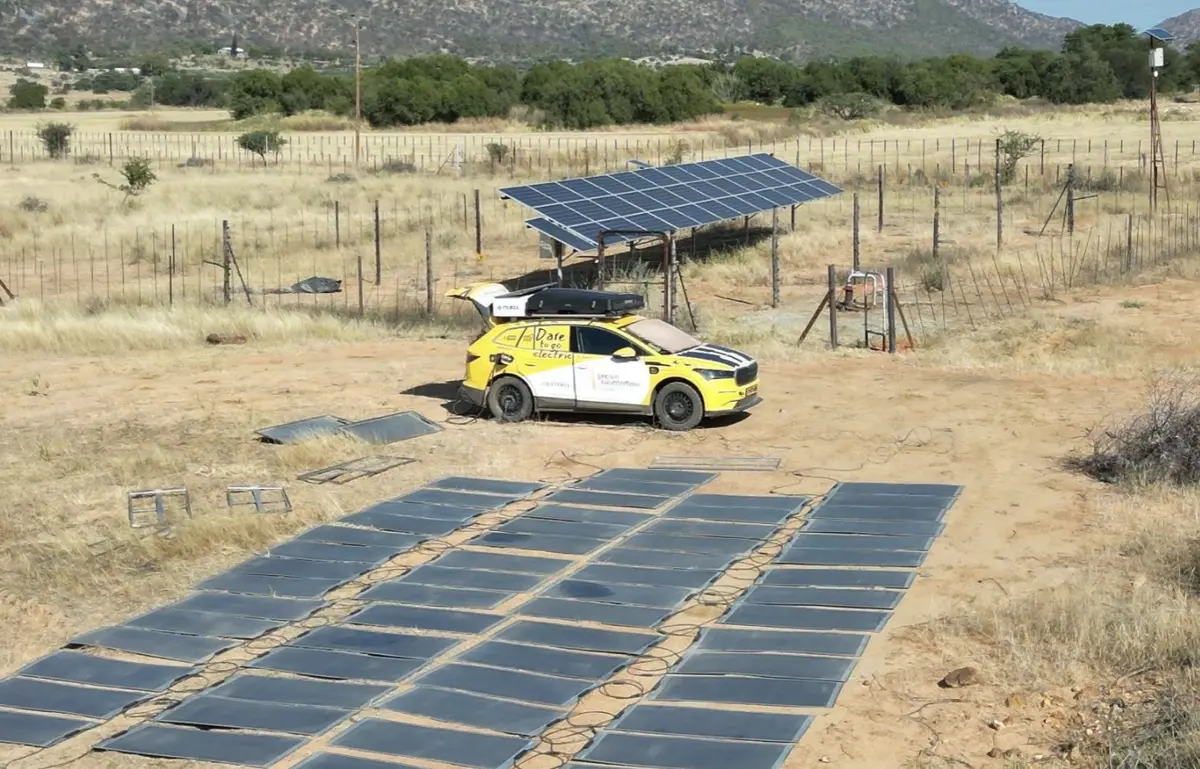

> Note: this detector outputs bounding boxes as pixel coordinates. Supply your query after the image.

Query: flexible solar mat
[333,718,534,768]
[97,723,305,766]
[572,563,721,590]
[428,476,547,496]
[620,532,762,557]
[414,662,597,707]
[382,686,566,736]
[595,547,736,571]
[799,518,946,537]
[664,499,808,524]
[170,592,327,621]
[0,677,148,719]
[0,709,95,748]
[400,564,546,591]
[525,503,650,527]
[652,674,844,709]
[759,567,915,589]
[577,730,793,769]
[228,555,374,581]
[256,415,350,444]
[154,693,351,736]
[694,627,870,657]
[357,581,511,609]
[786,532,935,552]
[494,620,659,655]
[741,585,904,610]
[518,597,673,628]
[543,488,671,509]
[683,493,808,511]
[16,650,195,692]
[347,604,506,635]
[432,549,574,574]
[570,477,697,497]
[460,640,631,680]
[69,626,237,664]
[777,548,927,568]
[334,514,462,537]
[807,504,948,522]
[208,673,390,709]
[290,525,427,549]
[287,626,459,659]
[474,531,611,556]
[544,579,694,608]
[265,540,404,564]
[348,500,481,523]
[394,488,516,510]
[835,481,963,497]
[336,410,443,444]
[594,467,718,485]
[294,754,426,769]
[673,650,858,681]
[643,518,777,540]
[608,702,812,743]
[720,603,891,632]
[248,646,426,682]
[495,516,630,540]
[196,573,347,599]
[501,154,842,251]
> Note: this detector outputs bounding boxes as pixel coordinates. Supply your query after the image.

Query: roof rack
[492,287,646,319]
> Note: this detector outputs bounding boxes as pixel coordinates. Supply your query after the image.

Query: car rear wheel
[654,382,704,432]
[487,376,534,423]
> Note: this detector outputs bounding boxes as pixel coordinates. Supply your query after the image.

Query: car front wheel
[653,382,704,432]
[487,376,534,423]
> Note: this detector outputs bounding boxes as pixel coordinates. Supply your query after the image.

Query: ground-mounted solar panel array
[0,470,960,769]
[500,153,844,253]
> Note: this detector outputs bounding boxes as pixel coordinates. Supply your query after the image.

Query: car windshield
[624,318,703,354]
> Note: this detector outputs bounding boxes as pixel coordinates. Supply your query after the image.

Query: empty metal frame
[226,484,292,514]
[126,487,191,529]
[298,455,415,485]
[98,723,305,766]
[336,411,443,444]
[649,455,782,472]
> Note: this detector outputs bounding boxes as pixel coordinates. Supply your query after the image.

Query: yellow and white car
[447,282,761,431]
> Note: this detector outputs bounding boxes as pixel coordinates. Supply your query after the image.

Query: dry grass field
[3,100,1200,769]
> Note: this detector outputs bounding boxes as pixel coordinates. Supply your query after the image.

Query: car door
[571,325,653,412]
[513,322,576,409]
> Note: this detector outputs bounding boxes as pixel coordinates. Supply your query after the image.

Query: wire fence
[5,130,1200,185]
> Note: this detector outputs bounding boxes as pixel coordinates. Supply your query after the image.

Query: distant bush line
[13,23,1200,129]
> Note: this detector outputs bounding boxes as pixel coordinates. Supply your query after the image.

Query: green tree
[227,69,283,119]
[733,56,799,104]
[236,130,287,165]
[8,79,48,109]
[1042,48,1121,104]
[362,77,440,126]
[138,53,173,77]
[36,122,74,158]
[54,44,90,73]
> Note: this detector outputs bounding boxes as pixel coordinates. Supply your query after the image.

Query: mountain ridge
[1158,9,1200,47]
[0,0,1084,62]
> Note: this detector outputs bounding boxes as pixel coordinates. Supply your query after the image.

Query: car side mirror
[612,346,638,360]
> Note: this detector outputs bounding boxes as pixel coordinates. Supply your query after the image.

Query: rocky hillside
[1158,9,1200,47]
[0,0,1082,61]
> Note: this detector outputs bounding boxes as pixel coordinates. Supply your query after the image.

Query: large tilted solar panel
[502,153,843,251]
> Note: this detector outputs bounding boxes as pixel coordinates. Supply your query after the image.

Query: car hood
[674,344,755,369]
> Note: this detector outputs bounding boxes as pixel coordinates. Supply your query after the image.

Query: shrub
[36,122,74,159]
[1067,373,1200,488]
[237,130,287,165]
[818,92,882,121]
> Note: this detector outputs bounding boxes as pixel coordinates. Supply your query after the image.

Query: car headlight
[695,369,735,381]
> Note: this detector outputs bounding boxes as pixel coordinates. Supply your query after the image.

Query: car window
[572,326,636,356]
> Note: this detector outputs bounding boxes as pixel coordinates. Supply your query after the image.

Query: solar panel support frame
[297,455,415,485]
[127,487,191,529]
[226,485,293,514]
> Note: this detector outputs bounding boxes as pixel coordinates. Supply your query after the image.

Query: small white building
[218,47,246,58]
[26,62,45,69]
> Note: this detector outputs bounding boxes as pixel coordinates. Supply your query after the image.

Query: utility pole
[353,17,362,170]
[1145,27,1171,212]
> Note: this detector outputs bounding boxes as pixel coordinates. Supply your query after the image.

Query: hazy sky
[1019,0,1190,29]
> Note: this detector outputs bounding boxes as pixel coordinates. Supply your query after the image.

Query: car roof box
[493,287,646,318]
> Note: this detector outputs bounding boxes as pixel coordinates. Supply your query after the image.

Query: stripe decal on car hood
[676,344,754,368]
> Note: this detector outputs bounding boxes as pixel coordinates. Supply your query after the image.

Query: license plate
[745,384,758,396]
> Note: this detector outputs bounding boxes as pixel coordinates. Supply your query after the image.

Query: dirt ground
[4,268,1183,768]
